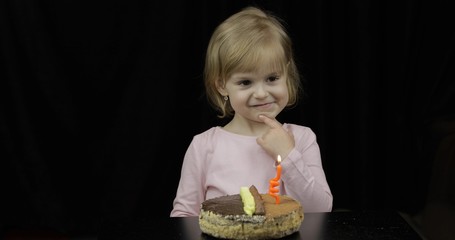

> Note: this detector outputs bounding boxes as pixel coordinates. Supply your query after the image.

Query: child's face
[222,66,289,122]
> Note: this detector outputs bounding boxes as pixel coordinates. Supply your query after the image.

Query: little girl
[171,6,333,217]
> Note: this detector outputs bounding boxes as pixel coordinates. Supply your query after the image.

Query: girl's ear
[215,79,228,96]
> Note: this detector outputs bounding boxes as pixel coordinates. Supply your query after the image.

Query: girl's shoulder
[284,123,314,133]
[192,126,224,144]
[284,123,318,140]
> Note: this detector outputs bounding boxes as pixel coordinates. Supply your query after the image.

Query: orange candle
[268,155,282,204]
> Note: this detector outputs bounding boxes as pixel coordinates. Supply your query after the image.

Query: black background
[1,0,454,238]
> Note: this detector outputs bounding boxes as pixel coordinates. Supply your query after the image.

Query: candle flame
[277,155,281,164]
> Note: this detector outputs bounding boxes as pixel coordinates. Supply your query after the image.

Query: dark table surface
[98,210,424,240]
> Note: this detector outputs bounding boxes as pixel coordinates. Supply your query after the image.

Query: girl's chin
[256,113,276,120]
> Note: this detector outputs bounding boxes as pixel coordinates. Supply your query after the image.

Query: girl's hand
[256,115,294,160]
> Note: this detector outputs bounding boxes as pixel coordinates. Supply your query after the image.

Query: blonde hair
[204,6,302,118]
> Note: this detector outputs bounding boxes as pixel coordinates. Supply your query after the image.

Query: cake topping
[201,194,244,215]
[200,185,267,216]
[249,185,265,215]
[240,187,255,215]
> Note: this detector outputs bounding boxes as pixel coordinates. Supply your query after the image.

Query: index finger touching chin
[258,115,282,128]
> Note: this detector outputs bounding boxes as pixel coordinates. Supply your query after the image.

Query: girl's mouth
[251,102,274,109]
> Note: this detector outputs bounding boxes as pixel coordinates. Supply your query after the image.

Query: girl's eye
[267,76,279,82]
[238,80,252,86]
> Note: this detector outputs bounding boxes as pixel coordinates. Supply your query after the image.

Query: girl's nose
[253,84,268,98]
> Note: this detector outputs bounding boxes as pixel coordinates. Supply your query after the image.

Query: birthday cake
[199,185,304,239]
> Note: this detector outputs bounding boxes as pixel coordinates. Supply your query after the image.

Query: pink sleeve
[170,135,207,217]
[280,126,333,212]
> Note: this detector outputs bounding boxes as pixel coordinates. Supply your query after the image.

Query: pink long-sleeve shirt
[170,124,333,217]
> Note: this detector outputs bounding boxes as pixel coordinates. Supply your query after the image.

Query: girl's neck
[222,116,270,137]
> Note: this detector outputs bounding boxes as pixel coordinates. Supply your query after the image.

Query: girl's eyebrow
[264,72,281,77]
[230,70,282,80]
[231,73,254,79]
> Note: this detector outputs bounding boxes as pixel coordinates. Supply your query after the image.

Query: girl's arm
[280,126,333,212]
[170,137,206,217]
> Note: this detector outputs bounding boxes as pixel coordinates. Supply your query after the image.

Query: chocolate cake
[199,186,304,239]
